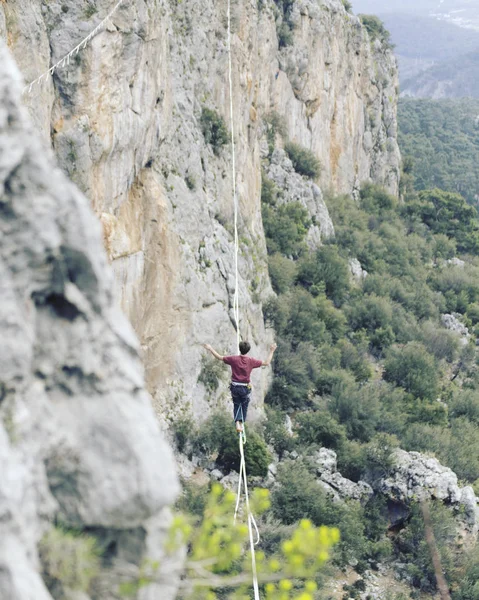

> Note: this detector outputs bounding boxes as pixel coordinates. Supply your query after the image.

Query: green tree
[284,142,321,179]
[405,188,479,253]
[359,15,393,49]
[384,342,439,400]
[262,202,311,258]
[297,246,351,305]
[200,108,229,155]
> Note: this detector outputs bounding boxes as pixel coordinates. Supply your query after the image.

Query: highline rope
[23,0,124,96]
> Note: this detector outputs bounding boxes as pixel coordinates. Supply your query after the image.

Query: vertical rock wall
[0,41,179,600]
[0,0,401,421]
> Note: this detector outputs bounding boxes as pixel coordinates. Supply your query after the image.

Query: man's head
[239,341,251,355]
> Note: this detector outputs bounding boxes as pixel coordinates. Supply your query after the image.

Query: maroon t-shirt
[223,355,263,383]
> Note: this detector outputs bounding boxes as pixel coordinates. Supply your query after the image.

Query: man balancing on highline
[203,341,277,433]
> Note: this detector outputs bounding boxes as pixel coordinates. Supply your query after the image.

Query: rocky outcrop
[348,258,368,283]
[377,449,479,532]
[266,149,335,249]
[1,0,401,421]
[0,41,179,600]
[315,448,373,503]
[442,313,470,345]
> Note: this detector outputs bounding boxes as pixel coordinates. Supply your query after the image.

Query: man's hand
[262,342,278,367]
[203,344,224,361]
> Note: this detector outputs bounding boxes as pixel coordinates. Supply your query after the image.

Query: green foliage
[265,289,329,347]
[198,355,225,394]
[262,201,311,258]
[185,174,196,191]
[268,253,298,294]
[330,381,381,443]
[265,339,321,410]
[398,98,479,204]
[384,342,439,400]
[264,406,295,458]
[404,188,479,253]
[200,108,229,155]
[420,320,460,362]
[271,460,366,564]
[172,414,195,453]
[264,111,287,154]
[453,548,479,600]
[167,483,339,600]
[196,412,271,477]
[296,411,347,451]
[359,15,394,49]
[360,183,397,213]
[176,480,210,517]
[341,0,352,12]
[259,168,479,587]
[395,501,457,593]
[297,246,351,305]
[84,3,98,18]
[284,142,321,179]
[39,526,100,593]
[273,0,295,47]
[403,418,479,483]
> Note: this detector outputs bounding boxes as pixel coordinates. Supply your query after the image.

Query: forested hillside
[398,98,479,203]
[178,140,479,596]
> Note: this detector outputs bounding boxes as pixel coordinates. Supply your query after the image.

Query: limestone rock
[377,449,479,530]
[446,257,465,268]
[379,450,461,503]
[349,258,368,283]
[267,149,335,249]
[2,0,401,424]
[442,313,470,344]
[315,448,338,474]
[320,471,373,504]
[0,41,179,600]
[314,448,372,503]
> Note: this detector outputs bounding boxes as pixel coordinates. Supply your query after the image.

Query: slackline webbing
[23,0,124,95]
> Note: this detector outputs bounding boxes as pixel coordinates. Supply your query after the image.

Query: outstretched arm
[203,344,224,361]
[262,343,278,366]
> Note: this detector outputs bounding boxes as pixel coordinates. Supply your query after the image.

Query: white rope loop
[23,0,124,95]
[238,433,261,599]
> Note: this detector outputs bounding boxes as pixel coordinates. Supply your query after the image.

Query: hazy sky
[351,0,458,15]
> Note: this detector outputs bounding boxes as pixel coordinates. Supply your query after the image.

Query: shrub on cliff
[200,107,229,155]
[297,245,351,305]
[284,142,321,178]
[195,412,271,477]
[262,201,311,258]
[359,15,393,49]
[39,527,100,594]
[384,342,439,401]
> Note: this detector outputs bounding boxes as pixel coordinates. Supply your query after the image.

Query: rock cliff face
[0,41,179,600]
[0,0,401,420]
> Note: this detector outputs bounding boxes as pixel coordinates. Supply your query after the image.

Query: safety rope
[23,0,124,95]
[227,0,240,355]
[232,403,261,599]
[238,432,261,599]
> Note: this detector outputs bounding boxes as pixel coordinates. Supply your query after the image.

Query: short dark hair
[239,341,251,355]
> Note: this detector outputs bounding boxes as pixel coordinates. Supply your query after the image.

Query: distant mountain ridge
[401,49,479,98]
[376,12,479,98]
